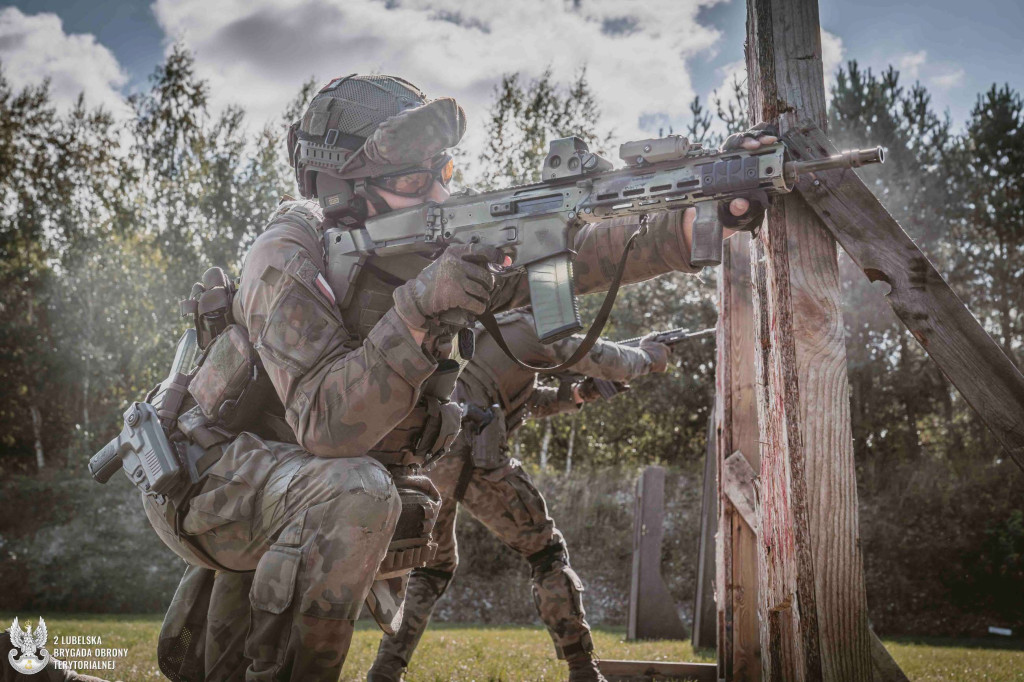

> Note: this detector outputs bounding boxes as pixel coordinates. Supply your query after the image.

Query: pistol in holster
[88,401,184,503]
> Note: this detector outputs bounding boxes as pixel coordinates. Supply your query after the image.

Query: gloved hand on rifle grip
[577,377,630,403]
[718,122,780,233]
[393,243,502,332]
[640,335,673,373]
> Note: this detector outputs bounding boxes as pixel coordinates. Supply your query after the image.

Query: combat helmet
[288,74,466,220]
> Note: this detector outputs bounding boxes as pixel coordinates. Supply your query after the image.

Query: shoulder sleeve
[488,209,699,312]
[572,210,700,295]
[547,335,652,382]
[238,219,437,457]
[482,312,650,381]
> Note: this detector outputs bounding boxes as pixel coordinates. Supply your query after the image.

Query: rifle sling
[478,222,647,374]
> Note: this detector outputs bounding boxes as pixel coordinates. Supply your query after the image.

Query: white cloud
[931,67,966,90]
[0,7,128,115]
[821,29,845,79]
[897,50,927,80]
[152,0,727,164]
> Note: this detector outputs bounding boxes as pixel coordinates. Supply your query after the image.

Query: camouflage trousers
[374,440,593,668]
[144,432,401,682]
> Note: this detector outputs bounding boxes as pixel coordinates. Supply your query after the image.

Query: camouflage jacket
[233,200,697,460]
[460,308,654,430]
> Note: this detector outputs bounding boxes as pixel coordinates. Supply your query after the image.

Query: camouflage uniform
[146,195,700,682]
[369,309,666,677]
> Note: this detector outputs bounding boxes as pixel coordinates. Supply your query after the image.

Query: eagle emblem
[7,617,51,675]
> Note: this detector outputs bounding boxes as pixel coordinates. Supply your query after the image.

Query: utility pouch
[367,470,441,634]
[189,324,268,433]
[469,409,509,470]
[180,267,236,350]
[414,359,463,463]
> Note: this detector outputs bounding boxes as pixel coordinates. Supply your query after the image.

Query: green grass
[3,614,1022,681]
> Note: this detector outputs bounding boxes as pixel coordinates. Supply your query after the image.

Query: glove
[393,243,502,331]
[718,122,779,232]
[577,377,630,403]
[639,335,672,373]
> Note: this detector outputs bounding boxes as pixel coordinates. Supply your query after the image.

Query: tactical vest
[206,199,460,467]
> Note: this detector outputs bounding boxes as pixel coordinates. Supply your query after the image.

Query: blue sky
[1,0,1020,155]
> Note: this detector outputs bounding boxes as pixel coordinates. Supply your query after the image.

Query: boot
[366,649,407,682]
[567,653,608,682]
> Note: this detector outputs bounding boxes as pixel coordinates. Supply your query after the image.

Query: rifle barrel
[619,327,716,347]
[785,146,885,179]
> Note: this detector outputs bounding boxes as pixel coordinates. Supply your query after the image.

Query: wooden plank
[716,231,762,680]
[722,450,758,531]
[745,0,875,679]
[628,466,688,640]
[783,122,1024,470]
[870,633,910,682]
[692,408,719,649]
[600,659,717,682]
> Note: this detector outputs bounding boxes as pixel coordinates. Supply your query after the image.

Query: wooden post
[715,231,762,680]
[745,0,873,678]
[692,408,719,649]
[627,466,688,641]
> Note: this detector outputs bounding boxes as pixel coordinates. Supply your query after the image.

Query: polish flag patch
[314,272,336,306]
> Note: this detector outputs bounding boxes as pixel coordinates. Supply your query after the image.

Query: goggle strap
[354,180,394,216]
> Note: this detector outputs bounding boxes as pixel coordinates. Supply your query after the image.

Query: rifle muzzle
[785,146,885,179]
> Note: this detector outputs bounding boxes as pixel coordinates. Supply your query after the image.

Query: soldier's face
[367,179,450,216]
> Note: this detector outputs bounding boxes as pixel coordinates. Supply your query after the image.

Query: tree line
[1,47,1021,630]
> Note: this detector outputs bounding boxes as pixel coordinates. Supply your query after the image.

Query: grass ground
[4,614,1022,681]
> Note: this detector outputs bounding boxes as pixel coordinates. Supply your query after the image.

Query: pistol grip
[89,438,123,484]
[689,202,723,268]
[528,253,581,343]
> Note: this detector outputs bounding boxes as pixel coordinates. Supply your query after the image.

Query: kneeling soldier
[367,309,672,682]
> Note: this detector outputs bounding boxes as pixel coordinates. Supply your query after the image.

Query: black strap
[479,220,648,374]
[453,446,475,502]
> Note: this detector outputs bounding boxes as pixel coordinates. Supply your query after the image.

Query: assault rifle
[325,134,882,366]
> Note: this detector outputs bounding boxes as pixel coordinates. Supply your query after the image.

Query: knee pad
[411,567,454,599]
[527,540,570,577]
[530,563,591,659]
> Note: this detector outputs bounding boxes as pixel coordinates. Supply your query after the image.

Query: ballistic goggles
[367,154,454,197]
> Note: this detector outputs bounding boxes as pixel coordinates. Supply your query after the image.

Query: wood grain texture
[746,0,874,679]
[870,633,910,682]
[723,450,759,530]
[785,123,1024,470]
[693,409,719,649]
[716,232,763,680]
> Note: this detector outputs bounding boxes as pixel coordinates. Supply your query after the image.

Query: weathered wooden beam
[783,122,1024,470]
[628,466,688,641]
[722,451,758,531]
[599,659,717,682]
[715,231,762,680]
[745,0,876,679]
[870,633,910,682]
[692,408,719,650]
[715,470,910,682]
